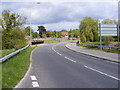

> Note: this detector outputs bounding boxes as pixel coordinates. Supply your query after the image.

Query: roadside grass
[85,42,119,46]
[44,39,73,44]
[0,49,15,58]
[2,47,35,88]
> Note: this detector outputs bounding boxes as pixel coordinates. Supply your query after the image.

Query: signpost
[98,24,118,50]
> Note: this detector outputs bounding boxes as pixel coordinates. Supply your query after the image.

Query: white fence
[0,44,29,63]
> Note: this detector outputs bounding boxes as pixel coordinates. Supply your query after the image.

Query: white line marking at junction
[84,65,120,81]
[64,56,76,63]
[32,82,39,87]
[30,76,37,81]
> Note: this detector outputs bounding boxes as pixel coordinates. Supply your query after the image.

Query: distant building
[61,32,68,37]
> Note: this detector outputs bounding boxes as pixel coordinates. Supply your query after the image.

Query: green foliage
[79,17,99,42]
[2,28,27,50]
[32,40,44,42]
[61,29,68,32]
[81,33,86,42]
[101,19,118,24]
[32,32,39,38]
[37,26,46,38]
[102,36,114,46]
[68,29,80,38]
[1,10,27,50]
[24,26,30,36]
[46,31,63,38]
[0,10,27,31]
[42,33,47,38]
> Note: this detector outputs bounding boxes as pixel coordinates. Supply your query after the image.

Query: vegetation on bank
[0,10,27,50]
[0,49,15,58]
[2,47,34,88]
[77,42,120,54]
[44,39,73,44]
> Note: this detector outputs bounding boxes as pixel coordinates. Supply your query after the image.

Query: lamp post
[30,7,32,46]
[29,2,41,46]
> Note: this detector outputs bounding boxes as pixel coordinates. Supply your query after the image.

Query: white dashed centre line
[57,52,62,56]
[32,81,40,87]
[84,65,120,81]
[64,56,77,63]
[30,76,37,81]
[52,44,76,63]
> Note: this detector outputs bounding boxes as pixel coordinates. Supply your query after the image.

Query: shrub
[2,28,27,50]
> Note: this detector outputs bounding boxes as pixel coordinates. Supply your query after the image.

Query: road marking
[64,56,76,63]
[30,76,37,81]
[52,45,63,56]
[84,65,120,81]
[57,52,62,56]
[54,50,56,52]
[52,45,57,53]
[32,81,39,87]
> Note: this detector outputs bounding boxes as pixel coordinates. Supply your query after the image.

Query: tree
[68,29,80,38]
[2,28,26,49]
[0,10,27,31]
[101,19,117,24]
[24,26,31,36]
[79,17,99,42]
[37,26,46,38]
[0,10,27,50]
[32,32,39,38]
[61,29,68,32]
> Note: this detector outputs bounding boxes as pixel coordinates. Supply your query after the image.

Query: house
[61,32,68,37]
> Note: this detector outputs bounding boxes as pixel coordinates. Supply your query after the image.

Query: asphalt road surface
[17,42,119,88]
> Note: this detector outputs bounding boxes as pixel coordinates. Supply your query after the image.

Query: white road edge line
[64,56,76,63]
[84,65,120,81]
[30,76,37,81]
[32,81,40,87]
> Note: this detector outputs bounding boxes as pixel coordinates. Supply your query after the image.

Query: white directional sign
[98,24,118,36]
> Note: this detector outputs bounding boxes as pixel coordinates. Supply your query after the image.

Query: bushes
[103,36,114,46]
[2,28,27,50]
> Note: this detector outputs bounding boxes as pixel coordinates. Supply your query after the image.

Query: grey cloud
[1,2,118,24]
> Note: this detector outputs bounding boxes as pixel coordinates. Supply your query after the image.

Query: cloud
[1,0,119,2]
[26,21,79,31]
[1,1,118,31]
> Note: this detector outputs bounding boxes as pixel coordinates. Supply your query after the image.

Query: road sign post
[98,24,118,50]
[99,24,102,50]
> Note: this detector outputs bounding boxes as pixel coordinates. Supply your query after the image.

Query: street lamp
[29,2,40,46]
[29,5,32,46]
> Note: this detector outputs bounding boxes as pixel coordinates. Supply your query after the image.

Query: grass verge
[0,49,15,58]
[2,47,35,88]
[44,39,73,44]
[77,44,120,54]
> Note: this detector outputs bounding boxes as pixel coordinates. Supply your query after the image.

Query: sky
[0,0,119,32]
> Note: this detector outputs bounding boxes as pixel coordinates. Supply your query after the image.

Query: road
[17,42,119,88]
